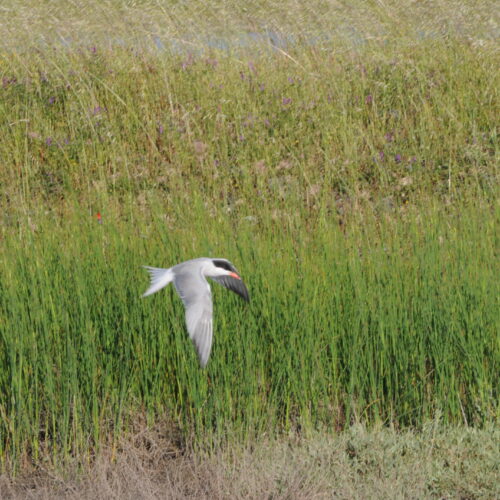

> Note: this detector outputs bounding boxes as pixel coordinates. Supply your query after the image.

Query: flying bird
[142,258,250,367]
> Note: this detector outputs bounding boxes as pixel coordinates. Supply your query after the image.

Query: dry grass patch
[1,424,498,499]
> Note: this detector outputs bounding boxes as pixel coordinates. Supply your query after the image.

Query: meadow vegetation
[1,424,499,499]
[0,0,498,495]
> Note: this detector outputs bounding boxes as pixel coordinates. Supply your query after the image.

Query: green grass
[1,38,498,211]
[0,0,498,472]
[0,202,498,467]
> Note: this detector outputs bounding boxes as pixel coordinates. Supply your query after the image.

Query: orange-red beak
[229,272,241,280]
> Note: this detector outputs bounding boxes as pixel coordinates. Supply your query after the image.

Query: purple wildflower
[248,61,256,74]
[379,151,385,161]
[395,154,402,163]
[365,94,373,104]
[48,96,55,104]
[45,137,53,146]
[259,83,265,91]
[3,76,17,88]
[90,46,97,54]
[288,77,294,84]
[385,132,394,142]
[282,97,292,105]
[92,106,105,115]
[158,124,164,134]
[181,54,194,70]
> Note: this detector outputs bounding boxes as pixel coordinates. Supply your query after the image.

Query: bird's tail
[142,266,174,297]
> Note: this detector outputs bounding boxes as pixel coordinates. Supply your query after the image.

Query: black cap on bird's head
[212,259,237,272]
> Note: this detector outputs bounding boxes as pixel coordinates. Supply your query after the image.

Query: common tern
[142,258,249,367]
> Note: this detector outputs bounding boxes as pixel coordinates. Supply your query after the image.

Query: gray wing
[210,275,250,302]
[173,271,214,368]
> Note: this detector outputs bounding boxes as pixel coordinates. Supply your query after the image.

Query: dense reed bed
[0,0,498,474]
[0,200,498,468]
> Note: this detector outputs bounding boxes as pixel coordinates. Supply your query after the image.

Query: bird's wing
[210,275,250,302]
[174,271,214,367]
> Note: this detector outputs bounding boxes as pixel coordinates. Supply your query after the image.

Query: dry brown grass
[1,422,498,499]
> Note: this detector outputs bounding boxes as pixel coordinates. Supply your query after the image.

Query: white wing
[174,271,214,367]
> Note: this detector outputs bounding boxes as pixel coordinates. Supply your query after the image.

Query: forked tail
[142,266,174,297]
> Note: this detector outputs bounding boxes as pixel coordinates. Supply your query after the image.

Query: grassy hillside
[0,0,498,474]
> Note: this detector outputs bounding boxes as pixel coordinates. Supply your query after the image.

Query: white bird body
[142,258,249,367]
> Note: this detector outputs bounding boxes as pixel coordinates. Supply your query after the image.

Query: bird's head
[205,258,250,302]
[208,258,242,279]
